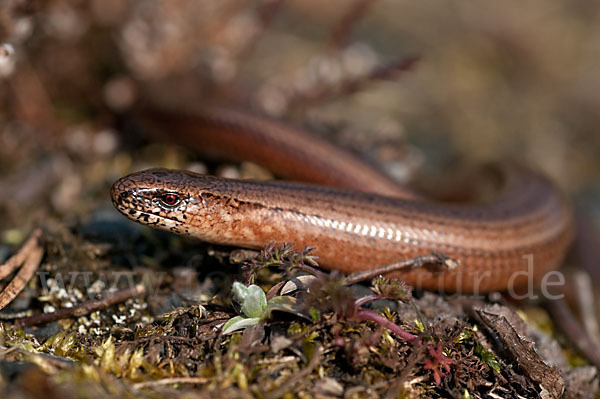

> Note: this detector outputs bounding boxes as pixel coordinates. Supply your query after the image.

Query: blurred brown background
[0,0,599,239]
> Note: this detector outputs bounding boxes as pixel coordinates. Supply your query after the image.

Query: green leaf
[414,318,425,333]
[232,282,267,318]
[231,282,251,302]
[222,316,261,334]
[454,330,472,344]
[475,344,500,373]
[309,307,321,322]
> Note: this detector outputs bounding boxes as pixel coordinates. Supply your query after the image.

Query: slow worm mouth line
[114,204,163,223]
[119,200,196,229]
[111,108,573,293]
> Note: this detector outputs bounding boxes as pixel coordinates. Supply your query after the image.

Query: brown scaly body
[112,116,573,294]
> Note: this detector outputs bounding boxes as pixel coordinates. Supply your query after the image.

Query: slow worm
[111,108,573,293]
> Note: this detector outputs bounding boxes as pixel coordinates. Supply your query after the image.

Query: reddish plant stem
[355,308,420,345]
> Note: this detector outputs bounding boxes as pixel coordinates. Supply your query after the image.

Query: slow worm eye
[159,193,180,207]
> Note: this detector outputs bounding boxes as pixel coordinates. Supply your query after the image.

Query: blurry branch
[288,54,420,109]
[327,0,378,50]
[344,252,457,285]
[16,284,147,328]
[544,298,600,371]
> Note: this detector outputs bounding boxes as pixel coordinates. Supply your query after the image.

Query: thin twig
[572,270,600,344]
[344,252,457,285]
[133,376,210,390]
[0,228,42,280]
[15,283,147,328]
[369,55,420,81]
[0,230,44,311]
[0,309,31,320]
[266,280,287,300]
[573,211,600,341]
[295,263,329,280]
[290,55,420,107]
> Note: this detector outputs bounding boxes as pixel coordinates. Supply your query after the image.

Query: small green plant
[474,343,500,373]
[235,244,457,386]
[222,282,300,334]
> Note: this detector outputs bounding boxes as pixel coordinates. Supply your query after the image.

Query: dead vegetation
[0,1,599,398]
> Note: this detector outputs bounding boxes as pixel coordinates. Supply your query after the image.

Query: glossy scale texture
[112,108,573,293]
